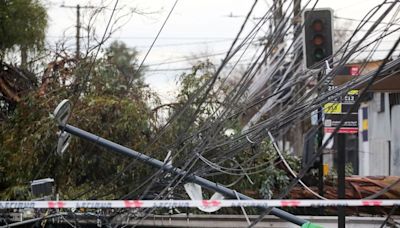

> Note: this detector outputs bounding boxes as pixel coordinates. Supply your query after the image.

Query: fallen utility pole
[59,123,314,227]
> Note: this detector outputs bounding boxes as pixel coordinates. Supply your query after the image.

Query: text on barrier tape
[0,200,398,209]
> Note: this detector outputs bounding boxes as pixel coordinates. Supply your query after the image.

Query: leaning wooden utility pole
[60,4,95,59]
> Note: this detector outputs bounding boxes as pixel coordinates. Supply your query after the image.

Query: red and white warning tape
[0,200,398,209]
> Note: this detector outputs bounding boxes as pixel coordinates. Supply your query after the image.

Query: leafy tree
[157,60,301,205]
[0,41,161,199]
[170,60,219,137]
[105,41,144,86]
[0,0,47,65]
[0,38,298,203]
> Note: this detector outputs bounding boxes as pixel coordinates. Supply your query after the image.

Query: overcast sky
[45,0,396,101]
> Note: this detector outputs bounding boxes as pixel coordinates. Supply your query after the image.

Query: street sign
[54,99,72,155]
[56,131,71,155]
[31,178,54,198]
[337,65,360,76]
[53,99,71,126]
[324,86,359,134]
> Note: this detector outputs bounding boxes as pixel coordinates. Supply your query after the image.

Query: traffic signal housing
[303,9,333,69]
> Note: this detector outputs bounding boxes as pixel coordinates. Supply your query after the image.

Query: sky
[44,0,397,102]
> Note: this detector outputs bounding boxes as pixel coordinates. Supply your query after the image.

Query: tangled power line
[74,0,400,227]
[9,0,400,227]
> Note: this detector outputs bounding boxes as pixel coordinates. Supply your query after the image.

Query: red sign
[324,127,358,134]
[350,66,360,76]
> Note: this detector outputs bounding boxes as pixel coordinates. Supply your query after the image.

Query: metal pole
[337,133,346,228]
[318,61,332,215]
[61,124,308,226]
[317,67,326,215]
[317,106,324,214]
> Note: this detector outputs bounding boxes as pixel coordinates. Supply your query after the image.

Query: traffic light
[303,9,333,69]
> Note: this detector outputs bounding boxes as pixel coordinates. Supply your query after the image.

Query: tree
[105,41,144,86]
[0,0,47,66]
[0,41,161,200]
[0,1,47,121]
[153,59,302,206]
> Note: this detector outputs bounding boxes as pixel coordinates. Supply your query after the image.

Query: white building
[358,92,400,176]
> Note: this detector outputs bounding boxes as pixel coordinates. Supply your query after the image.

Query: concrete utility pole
[60,4,95,59]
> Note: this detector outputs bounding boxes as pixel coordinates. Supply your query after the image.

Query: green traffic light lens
[314,48,325,61]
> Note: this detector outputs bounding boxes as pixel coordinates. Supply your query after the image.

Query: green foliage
[260,167,290,199]
[0,41,160,199]
[0,0,47,58]
[0,41,298,203]
[224,140,301,200]
[259,149,301,199]
[326,162,354,182]
[168,60,220,139]
[0,93,59,199]
[163,61,300,203]
[105,41,144,86]
[75,41,150,101]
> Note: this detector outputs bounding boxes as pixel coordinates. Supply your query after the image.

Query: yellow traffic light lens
[312,35,324,46]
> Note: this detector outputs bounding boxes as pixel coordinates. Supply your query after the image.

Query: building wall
[359,93,391,176]
[358,104,369,175]
[390,105,400,175]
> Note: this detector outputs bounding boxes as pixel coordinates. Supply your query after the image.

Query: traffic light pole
[316,62,332,214]
[337,133,346,228]
[59,124,310,227]
[317,104,324,213]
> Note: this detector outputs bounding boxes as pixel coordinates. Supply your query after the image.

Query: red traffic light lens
[312,19,323,32]
[312,35,324,46]
[314,48,325,61]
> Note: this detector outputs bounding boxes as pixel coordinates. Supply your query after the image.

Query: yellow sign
[323,163,329,176]
[324,103,342,114]
[348,90,359,95]
[362,119,368,130]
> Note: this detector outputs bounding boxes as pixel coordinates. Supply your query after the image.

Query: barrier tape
[0,200,398,209]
